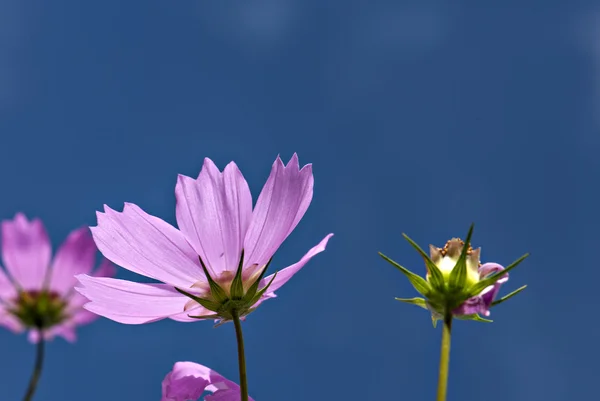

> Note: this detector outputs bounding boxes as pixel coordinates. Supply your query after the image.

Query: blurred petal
[52,325,77,342]
[175,159,252,276]
[161,361,254,401]
[244,154,313,269]
[260,234,333,294]
[91,203,201,288]
[0,267,16,302]
[75,275,190,324]
[1,213,51,290]
[50,227,97,294]
[93,258,117,278]
[68,305,99,326]
[0,307,23,333]
[30,324,77,343]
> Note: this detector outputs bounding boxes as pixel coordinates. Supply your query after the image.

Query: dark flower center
[10,290,68,329]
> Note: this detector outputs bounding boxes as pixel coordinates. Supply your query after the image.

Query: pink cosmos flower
[162,361,254,401]
[75,154,333,324]
[0,213,116,342]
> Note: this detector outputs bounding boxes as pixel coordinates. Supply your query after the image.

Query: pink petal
[0,267,17,303]
[1,213,52,290]
[49,227,97,294]
[260,233,333,294]
[90,203,201,289]
[161,361,255,401]
[175,159,252,276]
[243,154,313,269]
[75,275,194,324]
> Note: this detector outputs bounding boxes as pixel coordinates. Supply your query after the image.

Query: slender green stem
[436,313,452,401]
[22,332,45,401]
[232,311,249,401]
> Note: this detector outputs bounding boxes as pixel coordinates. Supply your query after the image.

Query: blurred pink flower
[76,154,332,324]
[0,213,115,342]
[162,361,255,401]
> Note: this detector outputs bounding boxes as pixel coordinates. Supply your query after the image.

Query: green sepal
[432,314,439,328]
[395,297,428,310]
[448,223,474,292]
[244,258,273,301]
[198,256,229,303]
[229,250,246,300]
[379,252,431,296]
[174,287,222,312]
[467,253,529,297]
[401,234,445,291]
[247,271,278,306]
[491,284,527,307]
[455,314,493,323]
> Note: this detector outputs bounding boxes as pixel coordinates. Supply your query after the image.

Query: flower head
[379,224,528,324]
[75,154,333,324]
[0,213,116,342]
[162,361,254,401]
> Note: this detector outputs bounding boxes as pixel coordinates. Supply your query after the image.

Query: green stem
[232,311,249,401]
[22,332,45,401]
[436,313,452,401]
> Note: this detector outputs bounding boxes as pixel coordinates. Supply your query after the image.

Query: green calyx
[176,250,276,323]
[380,223,529,324]
[9,290,68,329]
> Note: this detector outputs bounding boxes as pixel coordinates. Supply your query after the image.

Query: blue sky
[0,1,597,400]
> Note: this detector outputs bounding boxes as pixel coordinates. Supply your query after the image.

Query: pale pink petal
[260,234,333,295]
[175,159,252,276]
[75,275,191,324]
[243,154,313,269]
[49,227,97,294]
[1,213,52,290]
[0,267,17,302]
[90,203,201,288]
[161,361,255,401]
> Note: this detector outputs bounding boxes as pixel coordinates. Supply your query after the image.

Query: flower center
[9,290,69,329]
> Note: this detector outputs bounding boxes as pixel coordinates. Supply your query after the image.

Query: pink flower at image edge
[0,213,116,342]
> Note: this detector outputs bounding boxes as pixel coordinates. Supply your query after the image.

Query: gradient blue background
[0,1,596,400]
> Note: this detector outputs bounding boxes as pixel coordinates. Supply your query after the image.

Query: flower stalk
[436,313,452,401]
[232,310,249,401]
[22,332,45,401]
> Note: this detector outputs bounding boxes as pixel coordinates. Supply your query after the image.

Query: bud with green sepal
[379,223,529,323]
[380,224,529,401]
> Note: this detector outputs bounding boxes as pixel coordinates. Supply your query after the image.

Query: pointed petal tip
[288,152,300,167]
[13,212,29,221]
